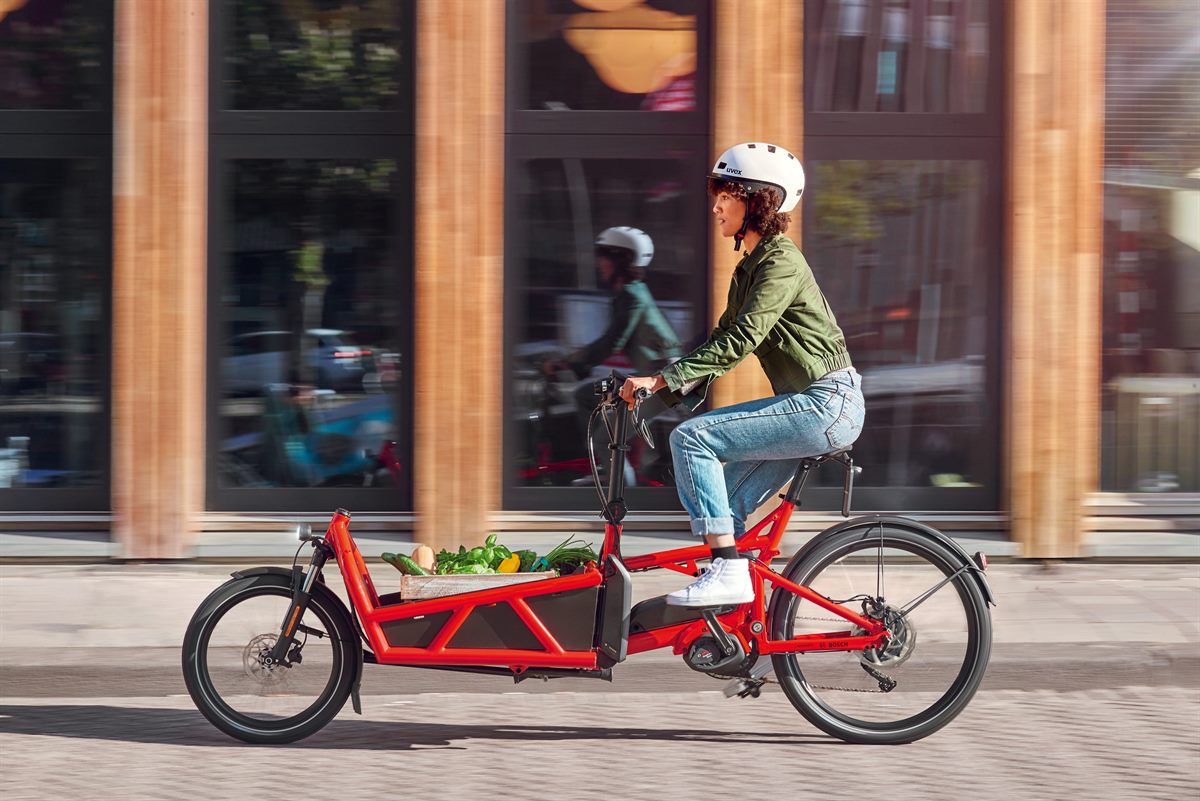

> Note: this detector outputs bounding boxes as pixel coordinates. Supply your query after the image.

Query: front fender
[769,515,996,614]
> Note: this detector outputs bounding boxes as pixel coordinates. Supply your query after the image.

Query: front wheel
[769,523,992,744]
[182,572,358,744]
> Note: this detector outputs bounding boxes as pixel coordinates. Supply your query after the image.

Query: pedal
[722,659,773,699]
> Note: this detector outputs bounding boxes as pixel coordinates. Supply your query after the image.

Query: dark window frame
[502,134,711,512]
[208,0,415,136]
[207,1,416,512]
[801,135,1005,512]
[505,0,712,136]
[0,1,114,134]
[803,0,1005,138]
[205,134,415,513]
[0,0,113,511]
[0,134,113,512]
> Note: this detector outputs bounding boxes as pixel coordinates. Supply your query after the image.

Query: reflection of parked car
[222,329,377,394]
[0,332,65,395]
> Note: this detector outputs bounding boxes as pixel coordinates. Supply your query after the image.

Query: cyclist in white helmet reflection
[566,226,681,378]
[561,226,682,485]
[620,142,866,607]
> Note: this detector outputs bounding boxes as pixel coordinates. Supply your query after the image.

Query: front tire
[769,523,992,744]
[182,572,357,744]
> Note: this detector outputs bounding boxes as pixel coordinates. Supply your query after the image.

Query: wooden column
[413,1,505,550]
[710,0,806,409]
[112,1,208,558]
[1007,0,1104,557]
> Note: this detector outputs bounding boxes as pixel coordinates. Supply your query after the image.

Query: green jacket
[569,280,682,375]
[661,234,852,396]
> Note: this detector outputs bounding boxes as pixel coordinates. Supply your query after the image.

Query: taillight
[973,551,988,571]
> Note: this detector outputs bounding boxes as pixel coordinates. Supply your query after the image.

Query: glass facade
[807,0,990,114]
[208,2,413,511]
[215,158,407,494]
[1100,0,1200,493]
[803,160,994,494]
[0,0,108,110]
[0,1,110,512]
[519,0,698,112]
[804,0,1002,509]
[0,159,108,492]
[509,153,707,493]
[221,0,406,111]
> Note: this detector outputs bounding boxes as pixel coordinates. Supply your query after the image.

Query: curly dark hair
[707,177,791,239]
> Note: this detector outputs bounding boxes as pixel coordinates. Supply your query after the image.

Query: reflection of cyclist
[620,143,865,607]
[564,228,682,484]
[566,227,681,377]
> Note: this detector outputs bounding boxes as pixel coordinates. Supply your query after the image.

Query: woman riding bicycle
[620,142,865,607]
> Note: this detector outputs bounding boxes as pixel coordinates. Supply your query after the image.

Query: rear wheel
[182,573,357,744]
[769,523,991,744]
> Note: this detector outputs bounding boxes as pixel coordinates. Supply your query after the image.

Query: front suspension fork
[266,541,332,667]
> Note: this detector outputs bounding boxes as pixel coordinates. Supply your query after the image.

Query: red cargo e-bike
[183,375,994,745]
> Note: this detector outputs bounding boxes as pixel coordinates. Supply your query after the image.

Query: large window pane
[521,0,698,112]
[217,159,407,493]
[223,0,406,110]
[1101,0,1200,493]
[0,0,107,110]
[0,159,107,489]
[510,156,706,492]
[804,160,994,493]
[808,0,989,113]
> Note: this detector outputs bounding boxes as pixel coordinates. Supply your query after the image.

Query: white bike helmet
[710,142,806,250]
[595,226,654,268]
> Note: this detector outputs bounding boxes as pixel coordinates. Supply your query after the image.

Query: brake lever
[637,417,655,450]
[632,388,655,450]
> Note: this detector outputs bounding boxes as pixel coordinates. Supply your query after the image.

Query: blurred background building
[0,0,1196,558]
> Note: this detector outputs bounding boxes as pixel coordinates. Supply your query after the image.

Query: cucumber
[393,553,431,576]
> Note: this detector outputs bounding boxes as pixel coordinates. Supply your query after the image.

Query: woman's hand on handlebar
[619,374,666,409]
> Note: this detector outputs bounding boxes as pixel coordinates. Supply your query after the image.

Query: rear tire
[182,572,357,744]
[769,523,991,744]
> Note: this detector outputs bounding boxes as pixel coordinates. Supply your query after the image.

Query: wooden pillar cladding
[112,2,207,558]
[413,1,505,551]
[710,0,805,410]
[1007,0,1104,558]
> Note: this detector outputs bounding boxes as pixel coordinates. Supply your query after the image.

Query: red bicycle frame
[322,498,886,675]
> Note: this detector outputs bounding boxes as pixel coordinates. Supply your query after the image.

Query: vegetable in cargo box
[381,552,431,576]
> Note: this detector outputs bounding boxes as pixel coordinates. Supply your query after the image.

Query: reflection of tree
[814,161,970,245]
[229,0,401,110]
[232,159,398,381]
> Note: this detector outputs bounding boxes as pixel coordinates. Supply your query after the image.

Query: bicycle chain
[787,616,893,694]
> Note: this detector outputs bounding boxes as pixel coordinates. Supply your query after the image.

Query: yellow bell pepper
[498,553,521,573]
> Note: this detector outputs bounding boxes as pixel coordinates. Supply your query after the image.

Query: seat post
[783,459,815,505]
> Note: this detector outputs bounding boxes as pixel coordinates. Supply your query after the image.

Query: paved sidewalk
[2,562,1198,652]
[2,563,1198,801]
[1,688,1197,801]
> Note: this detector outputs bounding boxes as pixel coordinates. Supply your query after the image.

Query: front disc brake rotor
[243,633,288,685]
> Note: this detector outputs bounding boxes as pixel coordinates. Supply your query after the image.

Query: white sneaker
[665,557,754,607]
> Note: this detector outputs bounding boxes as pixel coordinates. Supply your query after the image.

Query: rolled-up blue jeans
[668,368,865,538]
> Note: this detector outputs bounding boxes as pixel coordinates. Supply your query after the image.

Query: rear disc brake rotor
[855,611,918,669]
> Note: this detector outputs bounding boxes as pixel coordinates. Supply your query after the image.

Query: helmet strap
[733,214,751,251]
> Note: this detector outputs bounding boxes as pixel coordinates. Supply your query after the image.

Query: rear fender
[767,515,996,627]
